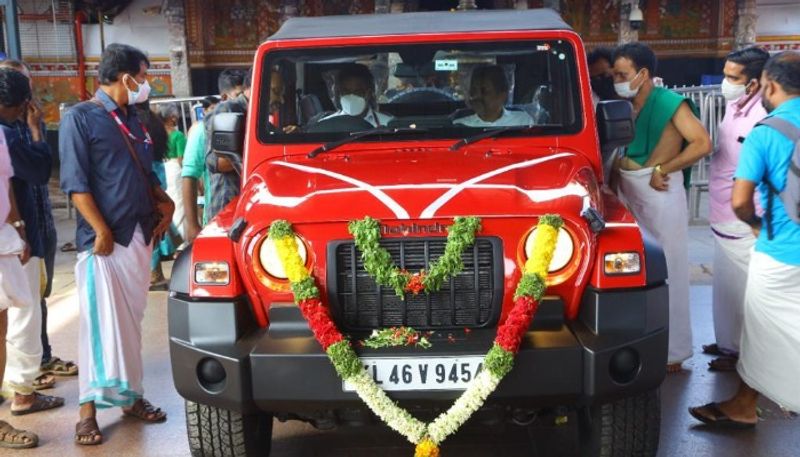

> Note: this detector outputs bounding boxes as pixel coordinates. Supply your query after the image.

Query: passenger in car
[454,65,533,128]
[321,63,393,127]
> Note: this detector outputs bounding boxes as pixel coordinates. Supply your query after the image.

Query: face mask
[339,94,367,116]
[591,75,616,101]
[721,79,747,102]
[125,75,151,106]
[614,71,643,99]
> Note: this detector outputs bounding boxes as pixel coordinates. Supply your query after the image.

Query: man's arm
[660,102,712,174]
[732,179,761,235]
[182,177,201,241]
[2,125,51,185]
[7,185,30,264]
[71,193,114,256]
[152,185,175,240]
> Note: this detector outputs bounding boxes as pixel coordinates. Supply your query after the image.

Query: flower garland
[268,215,562,457]
[348,216,481,298]
[362,327,433,349]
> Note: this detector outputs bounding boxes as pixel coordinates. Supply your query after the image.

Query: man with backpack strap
[690,51,800,428]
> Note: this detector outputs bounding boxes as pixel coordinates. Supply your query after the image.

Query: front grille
[328,237,503,331]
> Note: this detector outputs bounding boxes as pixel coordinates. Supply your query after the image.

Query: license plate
[343,356,484,392]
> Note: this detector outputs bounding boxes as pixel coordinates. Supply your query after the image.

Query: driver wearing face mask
[322,64,393,127]
[454,65,533,128]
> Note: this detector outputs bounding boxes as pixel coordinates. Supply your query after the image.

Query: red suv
[169,9,667,457]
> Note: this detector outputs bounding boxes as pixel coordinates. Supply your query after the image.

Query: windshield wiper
[449,124,562,152]
[307,127,428,158]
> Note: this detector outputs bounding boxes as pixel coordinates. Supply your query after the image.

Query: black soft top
[269,9,571,41]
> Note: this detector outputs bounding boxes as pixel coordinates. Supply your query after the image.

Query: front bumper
[169,283,668,415]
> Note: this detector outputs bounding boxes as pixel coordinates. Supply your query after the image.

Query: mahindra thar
[169,8,667,457]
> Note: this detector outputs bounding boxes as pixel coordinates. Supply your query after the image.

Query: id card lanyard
[107,109,153,147]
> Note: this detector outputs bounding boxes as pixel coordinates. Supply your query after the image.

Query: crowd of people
[589,43,800,427]
[0,37,797,449]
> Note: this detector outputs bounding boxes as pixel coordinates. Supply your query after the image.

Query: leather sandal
[0,420,38,449]
[123,399,167,423]
[74,417,103,446]
[689,403,757,429]
[10,392,65,416]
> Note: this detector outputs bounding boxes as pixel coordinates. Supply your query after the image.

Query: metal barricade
[673,84,725,222]
[150,96,208,133]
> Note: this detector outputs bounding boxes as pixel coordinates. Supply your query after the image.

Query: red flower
[495,296,540,353]
[405,272,426,295]
[298,298,344,350]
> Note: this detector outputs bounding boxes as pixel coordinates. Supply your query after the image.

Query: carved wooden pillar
[734,0,757,50]
[618,0,639,44]
[543,0,560,13]
[163,0,192,97]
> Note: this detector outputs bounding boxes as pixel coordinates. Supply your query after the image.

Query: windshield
[258,39,582,144]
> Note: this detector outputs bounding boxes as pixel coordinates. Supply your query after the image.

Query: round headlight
[525,227,574,272]
[259,236,307,279]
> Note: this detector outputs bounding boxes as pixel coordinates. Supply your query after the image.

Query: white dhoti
[738,251,800,412]
[165,158,185,238]
[619,168,692,364]
[0,224,28,311]
[711,221,755,354]
[5,257,43,395]
[77,226,152,408]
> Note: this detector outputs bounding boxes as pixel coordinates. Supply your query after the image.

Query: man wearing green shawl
[611,43,712,373]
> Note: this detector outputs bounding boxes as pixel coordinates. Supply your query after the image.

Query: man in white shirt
[454,65,533,128]
[322,64,393,127]
[0,112,39,449]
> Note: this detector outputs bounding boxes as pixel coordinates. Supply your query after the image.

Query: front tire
[185,400,273,457]
[578,389,661,457]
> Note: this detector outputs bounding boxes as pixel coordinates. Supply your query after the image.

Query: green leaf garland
[348,216,482,298]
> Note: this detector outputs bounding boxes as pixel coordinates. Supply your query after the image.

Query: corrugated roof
[269,9,571,41]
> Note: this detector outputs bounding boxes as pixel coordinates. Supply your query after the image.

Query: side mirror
[212,112,245,156]
[596,100,634,154]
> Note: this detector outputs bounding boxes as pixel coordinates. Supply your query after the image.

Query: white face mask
[614,71,643,99]
[125,75,151,105]
[339,94,367,116]
[721,78,748,102]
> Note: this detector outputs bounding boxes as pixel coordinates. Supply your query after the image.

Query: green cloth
[627,86,700,188]
[166,129,187,160]
[180,122,211,225]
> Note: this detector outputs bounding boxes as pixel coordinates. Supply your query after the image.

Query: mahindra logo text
[380,222,449,236]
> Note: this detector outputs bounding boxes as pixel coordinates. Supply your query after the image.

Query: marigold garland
[348,216,481,298]
[268,214,562,456]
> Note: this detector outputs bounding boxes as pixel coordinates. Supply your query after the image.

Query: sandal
[0,420,38,449]
[41,357,79,376]
[33,373,56,390]
[60,241,77,252]
[702,343,738,358]
[667,362,683,373]
[689,402,757,429]
[123,399,167,423]
[10,392,65,416]
[74,417,103,446]
[708,356,738,372]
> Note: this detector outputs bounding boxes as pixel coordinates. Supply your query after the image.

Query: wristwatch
[653,164,666,176]
[10,220,25,229]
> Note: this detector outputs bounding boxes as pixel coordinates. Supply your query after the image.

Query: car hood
[238,147,596,225]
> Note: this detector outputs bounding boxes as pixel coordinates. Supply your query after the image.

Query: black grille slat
[331,237,501,331]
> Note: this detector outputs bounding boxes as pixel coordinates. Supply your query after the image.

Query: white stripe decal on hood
[273,161,411,219]
[419,153,573,219]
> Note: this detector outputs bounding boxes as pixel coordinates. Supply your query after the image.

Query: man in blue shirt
[59,43,174,445]
[690,51,800,428]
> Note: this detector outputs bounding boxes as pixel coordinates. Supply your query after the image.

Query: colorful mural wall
[184,0,376,67]
[27,60,172,129]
